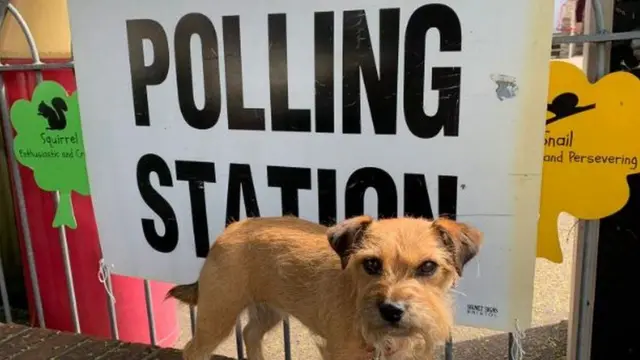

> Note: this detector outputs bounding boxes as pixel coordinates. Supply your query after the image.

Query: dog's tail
[166,282,198,305]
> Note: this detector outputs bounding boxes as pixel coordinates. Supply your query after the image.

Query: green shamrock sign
[10,81,90,229]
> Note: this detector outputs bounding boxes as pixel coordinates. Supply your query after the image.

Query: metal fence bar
[0,0,12,327]
[569,1,609,360]
[6,2,82,334]
[143,280,157,345]
[508,333,514,360]
[0,248,12,323]
[592,0,609,80]
[572,221,601,360]
[444,336,453,360]
[552,30,640,44]
[104,272,119,340]
[235,318,245,360]
[283,317,292,360]
[189,305,197,336]
[0,62,75,72]
[54,200,82,333]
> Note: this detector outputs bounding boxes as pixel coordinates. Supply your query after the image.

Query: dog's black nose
[378,302,405,323]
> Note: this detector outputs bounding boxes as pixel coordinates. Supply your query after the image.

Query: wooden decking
[0,323,234,360]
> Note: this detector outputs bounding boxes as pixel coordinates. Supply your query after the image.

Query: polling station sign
[68,0,553,331]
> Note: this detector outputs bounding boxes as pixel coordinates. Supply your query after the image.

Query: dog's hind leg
[183,297,246,360]
[243,303,283,360]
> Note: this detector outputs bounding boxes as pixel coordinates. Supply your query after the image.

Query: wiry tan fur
[168,215,483,360]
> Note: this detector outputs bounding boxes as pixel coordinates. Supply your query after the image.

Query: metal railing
[0,0,628,359]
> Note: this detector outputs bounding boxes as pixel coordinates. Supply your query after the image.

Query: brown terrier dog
[168,215,482,360]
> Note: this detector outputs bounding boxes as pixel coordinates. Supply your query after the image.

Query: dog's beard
[358,316,442,360]
[355,286,453,359]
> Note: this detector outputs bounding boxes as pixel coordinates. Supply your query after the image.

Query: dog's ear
[327,215,373,269]
[433,218,483,276]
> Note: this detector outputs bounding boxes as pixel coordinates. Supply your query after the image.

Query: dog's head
[327,215,482,354]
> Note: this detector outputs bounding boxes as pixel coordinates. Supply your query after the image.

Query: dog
[168,215,482,360]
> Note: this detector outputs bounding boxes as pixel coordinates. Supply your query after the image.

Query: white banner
[68,0,553,332]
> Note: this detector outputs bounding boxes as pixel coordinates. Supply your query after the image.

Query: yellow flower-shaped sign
[538,61,640,263]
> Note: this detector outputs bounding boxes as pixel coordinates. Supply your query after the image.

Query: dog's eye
[362,258,383,275]
[416,261,438,277]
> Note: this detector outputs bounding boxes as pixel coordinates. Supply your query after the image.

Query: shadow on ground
[445,321,567,360]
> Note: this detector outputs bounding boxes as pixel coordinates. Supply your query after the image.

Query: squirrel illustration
[37,97,68,131]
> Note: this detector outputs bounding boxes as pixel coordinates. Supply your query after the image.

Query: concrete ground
[172,56,585,359]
